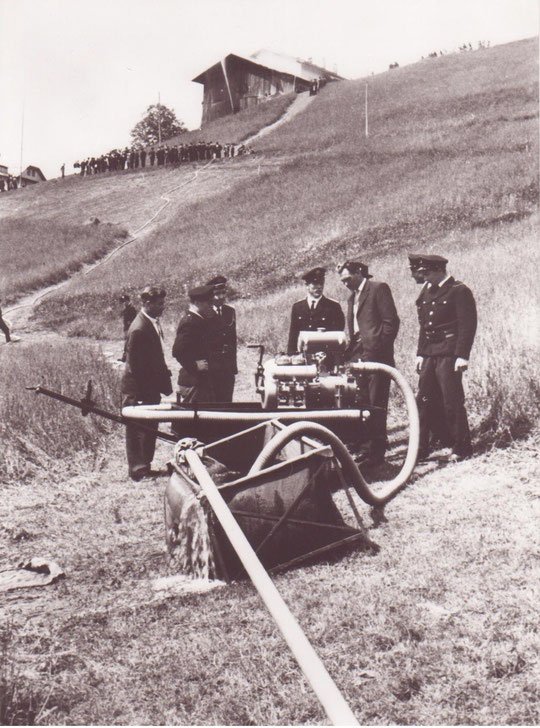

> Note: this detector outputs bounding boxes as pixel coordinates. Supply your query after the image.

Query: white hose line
[184,448,359,727]
[4,160,215,317]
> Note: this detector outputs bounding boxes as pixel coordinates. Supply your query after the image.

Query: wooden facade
[193,51,343,126]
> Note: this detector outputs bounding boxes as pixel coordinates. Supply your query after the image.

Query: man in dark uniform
[338,260,400,466]
[408,254,451,457]
[121,286,172,480]
[287,267,345,354]
[172,285,216,404]
[414,254,477,462]
[206,275,237,402]
[120,294,137,334]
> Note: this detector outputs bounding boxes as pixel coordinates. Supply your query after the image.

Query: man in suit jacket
[172,285,216,404]
[414,254,477,462]
[287,267,345,354]
[338,260,400,466]
[206,275,237,402]
[121,286,172,481]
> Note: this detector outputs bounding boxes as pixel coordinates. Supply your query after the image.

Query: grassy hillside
[0,95,294,305]
[30,37,537,311]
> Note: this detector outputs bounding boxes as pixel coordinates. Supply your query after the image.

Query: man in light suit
[338,260,400,466]
[287,267,345,354]
[121,286,172,481]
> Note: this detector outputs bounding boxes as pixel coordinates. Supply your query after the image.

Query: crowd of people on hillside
[423,40,490,59]
[0,175,22,192]
[73,141,253,177]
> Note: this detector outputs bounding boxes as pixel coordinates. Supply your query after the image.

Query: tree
[130,103,186,147]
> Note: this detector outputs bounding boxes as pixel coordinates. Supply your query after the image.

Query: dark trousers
[211,371,235,403]
[122,393,160,478]
[349,343,392,458]
[418,356,472,456]
[366,370,391,458]
[416,376,451,452]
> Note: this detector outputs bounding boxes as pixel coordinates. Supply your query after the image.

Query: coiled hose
[249,362,420,507]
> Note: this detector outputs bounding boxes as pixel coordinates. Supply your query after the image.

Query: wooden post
[157,92,162,144]
[365,81,369,138]
[184,449,359,726]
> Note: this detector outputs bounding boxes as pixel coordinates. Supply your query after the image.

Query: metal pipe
[184,448,359,726]
[121,404,365,422]
[28,385,177,443]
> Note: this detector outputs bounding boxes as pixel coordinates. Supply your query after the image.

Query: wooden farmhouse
[21,165,46,184]
[192,49,344,125]
[0,163,45,189]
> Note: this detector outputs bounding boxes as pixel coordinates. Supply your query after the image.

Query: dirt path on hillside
[243,91,315,144]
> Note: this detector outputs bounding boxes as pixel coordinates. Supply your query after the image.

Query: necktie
[156,318,164,340]
[310,300,316,312]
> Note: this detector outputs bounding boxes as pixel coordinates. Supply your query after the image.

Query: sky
[0,0,537,180]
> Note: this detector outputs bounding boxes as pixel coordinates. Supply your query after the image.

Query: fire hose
[249,362,420,506]
[184,447,359,726]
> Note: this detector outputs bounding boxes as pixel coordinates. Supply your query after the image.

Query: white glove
[455,357,469,372]
[196,359,209,372]
[415,356,424,374]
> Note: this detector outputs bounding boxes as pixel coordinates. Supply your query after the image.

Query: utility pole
[364,81,369,138]
[19,100,25,187]
[157,92,162,144]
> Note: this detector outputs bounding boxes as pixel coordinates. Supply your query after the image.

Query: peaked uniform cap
[408,253,424,264]
[206,275,227,289]
[302,267,326,283]
[189,285,215,301]
[416,254,448,270]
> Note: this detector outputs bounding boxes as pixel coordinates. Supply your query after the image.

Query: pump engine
[250,331,369,411]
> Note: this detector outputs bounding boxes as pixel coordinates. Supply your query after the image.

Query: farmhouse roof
[192,49,344,84]
[21,165,46,182]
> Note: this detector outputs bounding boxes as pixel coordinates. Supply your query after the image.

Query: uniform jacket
[172,311,213,387]
[122,303,137,334]
[416,277,477,358]
[287,296,345,354]
[121,312,172,398]
[346,280,400,364]
[209,305,238,375]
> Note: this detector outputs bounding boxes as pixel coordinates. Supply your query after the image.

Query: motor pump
[250,331,368,411]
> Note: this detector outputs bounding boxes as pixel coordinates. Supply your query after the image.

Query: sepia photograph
[0,0,538,724]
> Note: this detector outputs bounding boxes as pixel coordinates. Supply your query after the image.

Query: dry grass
[1,425,538,725]
[0,338,120,483]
